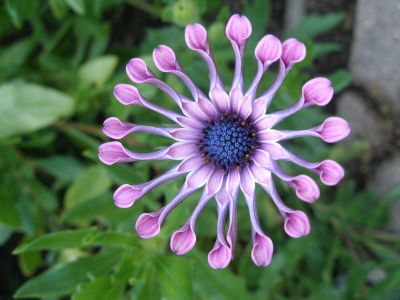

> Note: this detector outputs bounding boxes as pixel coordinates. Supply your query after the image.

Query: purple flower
[98,14,350,269]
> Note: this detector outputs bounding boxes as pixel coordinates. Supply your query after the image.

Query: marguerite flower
[98,14,350,269]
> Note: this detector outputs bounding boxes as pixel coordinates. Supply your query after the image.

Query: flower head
[99,14,350,268]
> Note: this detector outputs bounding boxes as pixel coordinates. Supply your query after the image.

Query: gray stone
[337,91,384,148]
[371,155,400,233]
[350,0,400,112]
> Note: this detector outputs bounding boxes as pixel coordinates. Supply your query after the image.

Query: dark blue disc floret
[199,114,257,170]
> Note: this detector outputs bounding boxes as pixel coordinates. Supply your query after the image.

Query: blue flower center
[200,114,257,170]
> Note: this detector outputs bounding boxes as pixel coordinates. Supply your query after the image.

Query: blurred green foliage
[0,0,399,299]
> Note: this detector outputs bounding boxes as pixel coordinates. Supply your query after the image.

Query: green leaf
[14,228,97,254]
[0,82,74,139]
[79,55,118,88]
[289,13,345,39]
[34,155,84,181]
[13,228,139,254]
[64,165,111,209]
[18,249,41,276]
[71,276,114,300]
[329,69,352,93]
[14,249,121,298]
[64,0,85,14]
[0,223,12,245]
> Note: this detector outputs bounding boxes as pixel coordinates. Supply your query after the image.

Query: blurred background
[1,0,400,299]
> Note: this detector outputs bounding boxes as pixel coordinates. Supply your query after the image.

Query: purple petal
[153,45,178,72]
[316,117,351,143]
[185,23,208,52]
[302,77,334,107]
[114,84,142,106]
[135,211,162,238]
[251,232,274,267]
[290,175,320,203]
[225,14,252,47]
[113,184,142,208]
[284,210,310,238]
[170,224,197,255]
[316,160,344,186]
[126,58,154,83]
[281,38,306,69]
[208,242,232,269]
[255,34,282,66]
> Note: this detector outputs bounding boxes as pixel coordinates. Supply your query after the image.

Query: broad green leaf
[0,199,21,229]
[72,256,134,300]
[157,256,193,300]
[18,249,41,276]
[0,224,12,245]
[289,13,345,39]
[14,228,139,254]
[64,165,111,209]
[79,55,118,88]
[0,82,74,139]
[64,0,85,14]
[329,69,352,93]
[34,155,84,181]
[14,249,121,298]
[71,277,114,300]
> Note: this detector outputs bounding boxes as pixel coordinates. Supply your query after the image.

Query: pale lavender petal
[250,164,272,186]
[209,85,230,112]
[205,169,225,196]
[239,166,256,197]
[184,165,213,189]
[176,116,205,130]
[198,97,218,119]
[166,142,199,159]
[169,128,202,141]
[177,155,205,172]
[181,100,210,121]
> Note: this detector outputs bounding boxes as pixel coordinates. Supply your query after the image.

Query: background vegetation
[1,0,399,299]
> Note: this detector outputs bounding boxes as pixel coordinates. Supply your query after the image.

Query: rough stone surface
[337,91,384,148]
[371,155,400,233]
[350,0,400,112]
